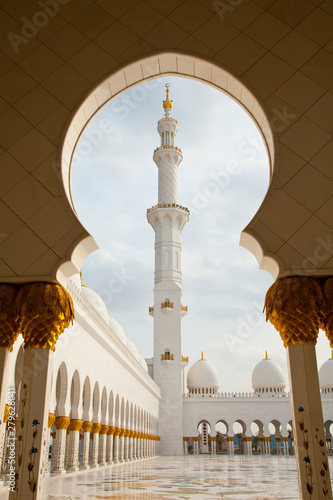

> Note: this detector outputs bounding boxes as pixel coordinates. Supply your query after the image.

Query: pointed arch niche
[58,52,279,284]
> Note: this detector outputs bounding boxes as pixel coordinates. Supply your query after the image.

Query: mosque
[0,85,333,500]
[0,1,332,498]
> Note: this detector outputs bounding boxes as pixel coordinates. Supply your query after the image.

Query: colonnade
[184,434,292,455]
[46,415,159,474]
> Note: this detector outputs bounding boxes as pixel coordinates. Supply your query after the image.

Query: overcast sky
[71,76,331,393]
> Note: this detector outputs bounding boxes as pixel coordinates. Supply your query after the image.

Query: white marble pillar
[64,429,71,470]
[44,414,55,476]
[67,420,82,472]
[0,351,12,477]
[283,437,289,455]
[124,431,129,461]
[113,428,121,463]
[106,427,114,464]
[9,348,54,500]
[133,432,138,459]
[227,437,234,455]
[52,417,70,474]
[287,344,332,499]
[80,421,92,470]
[90,423,101,468]
[128,431,134,460]
[99,425,108,466]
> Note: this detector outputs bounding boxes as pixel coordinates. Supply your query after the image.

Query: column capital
[100,425,109,435]
[48,413,56,428]
[0,284,19,351]
[107,426,115,435]
[69,419,83,432]
[82,421,93,433]
[114,427,121,436]
[226,437,234,442]
[92,423,101,434]
[265,276,333,347]
[55,416,70,430]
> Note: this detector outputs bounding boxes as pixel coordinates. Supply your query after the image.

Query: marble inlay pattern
[1,455,332,499]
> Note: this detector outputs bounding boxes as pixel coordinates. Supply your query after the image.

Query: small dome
[138,355,148,373]
[252,353,286,392]
[319,355,333,390]
[187,353,220,392]
[109,316,126,344]
[126,338,139,361]
[68,273,81,289]
[81,286,109,323]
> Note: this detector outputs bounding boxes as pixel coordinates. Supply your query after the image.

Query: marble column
[183,437,188,455]
[193,437,199,455]
[106,427,115,465]
[133,432,138,459]
[275,437,282,455]
[113,428,121,463]
[128,431,134,460]
[99,425,108,466]
[90,423,101,468]
[52,416,70,474]
[80,421,92,470]
[44,413,55,476]
[282,437,289,455]
[0,351,13,477]
[67,419,82,472]
[287,344,332,499]
[119,429,126,462]
[265,276,333,499]
[226,437,234,455]
[64,429,71,470]
[124,430,131,461]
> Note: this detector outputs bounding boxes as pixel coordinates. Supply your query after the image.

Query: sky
[71,76,331,393]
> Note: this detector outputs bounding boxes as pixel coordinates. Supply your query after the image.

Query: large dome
[252,352,286,393]
[187,354,220,395]
[319,355,333,392]
[80,286,109,323]
[109,316,127,344]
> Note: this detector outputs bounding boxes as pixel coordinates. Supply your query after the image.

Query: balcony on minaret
[161,350,174,364]
[161,299,173,315]
[181,305,188,317]
[149,306,154,317]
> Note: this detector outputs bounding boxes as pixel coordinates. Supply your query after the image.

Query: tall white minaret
[147,84,189,456]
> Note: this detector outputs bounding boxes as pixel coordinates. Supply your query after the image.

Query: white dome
[68,273,81,289]
[319,357,333,389]
[108,316,126,344]
[252,354,286,391]
[81,286,109,323]
[126,338,139,361]
[187,356,220,391]
[138,355,148,373]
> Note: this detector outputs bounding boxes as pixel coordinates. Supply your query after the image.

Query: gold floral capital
[226,437,234,442]
[264,276,333,347]
[48,413,56,428]
[125,429,131,437]
[108,426,116,435]
[120,428,126,437]
[0,285,19,351]
[92,423,101,434]
[82,421,93,433]
[55,416,70,430]
[183,437,188,441]
[16,282,74,351]
[193,437,200,442]
[115,427,121,436]
[100,425,109,435]
[69,419,83,432]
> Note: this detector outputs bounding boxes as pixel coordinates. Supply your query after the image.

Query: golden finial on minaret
[200,351,206,361]
[264,350,270,360]
[163,83,173,109]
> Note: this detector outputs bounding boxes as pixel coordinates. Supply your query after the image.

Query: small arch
[55,362,68,415]
[92,382,100,419]
[70,369,80,414]
[101,386,107,421]
[82,376,91,416]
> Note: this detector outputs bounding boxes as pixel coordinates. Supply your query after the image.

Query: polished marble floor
[2,455,333,499]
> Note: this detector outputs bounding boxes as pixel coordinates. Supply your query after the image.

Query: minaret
[147,84,189,455]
